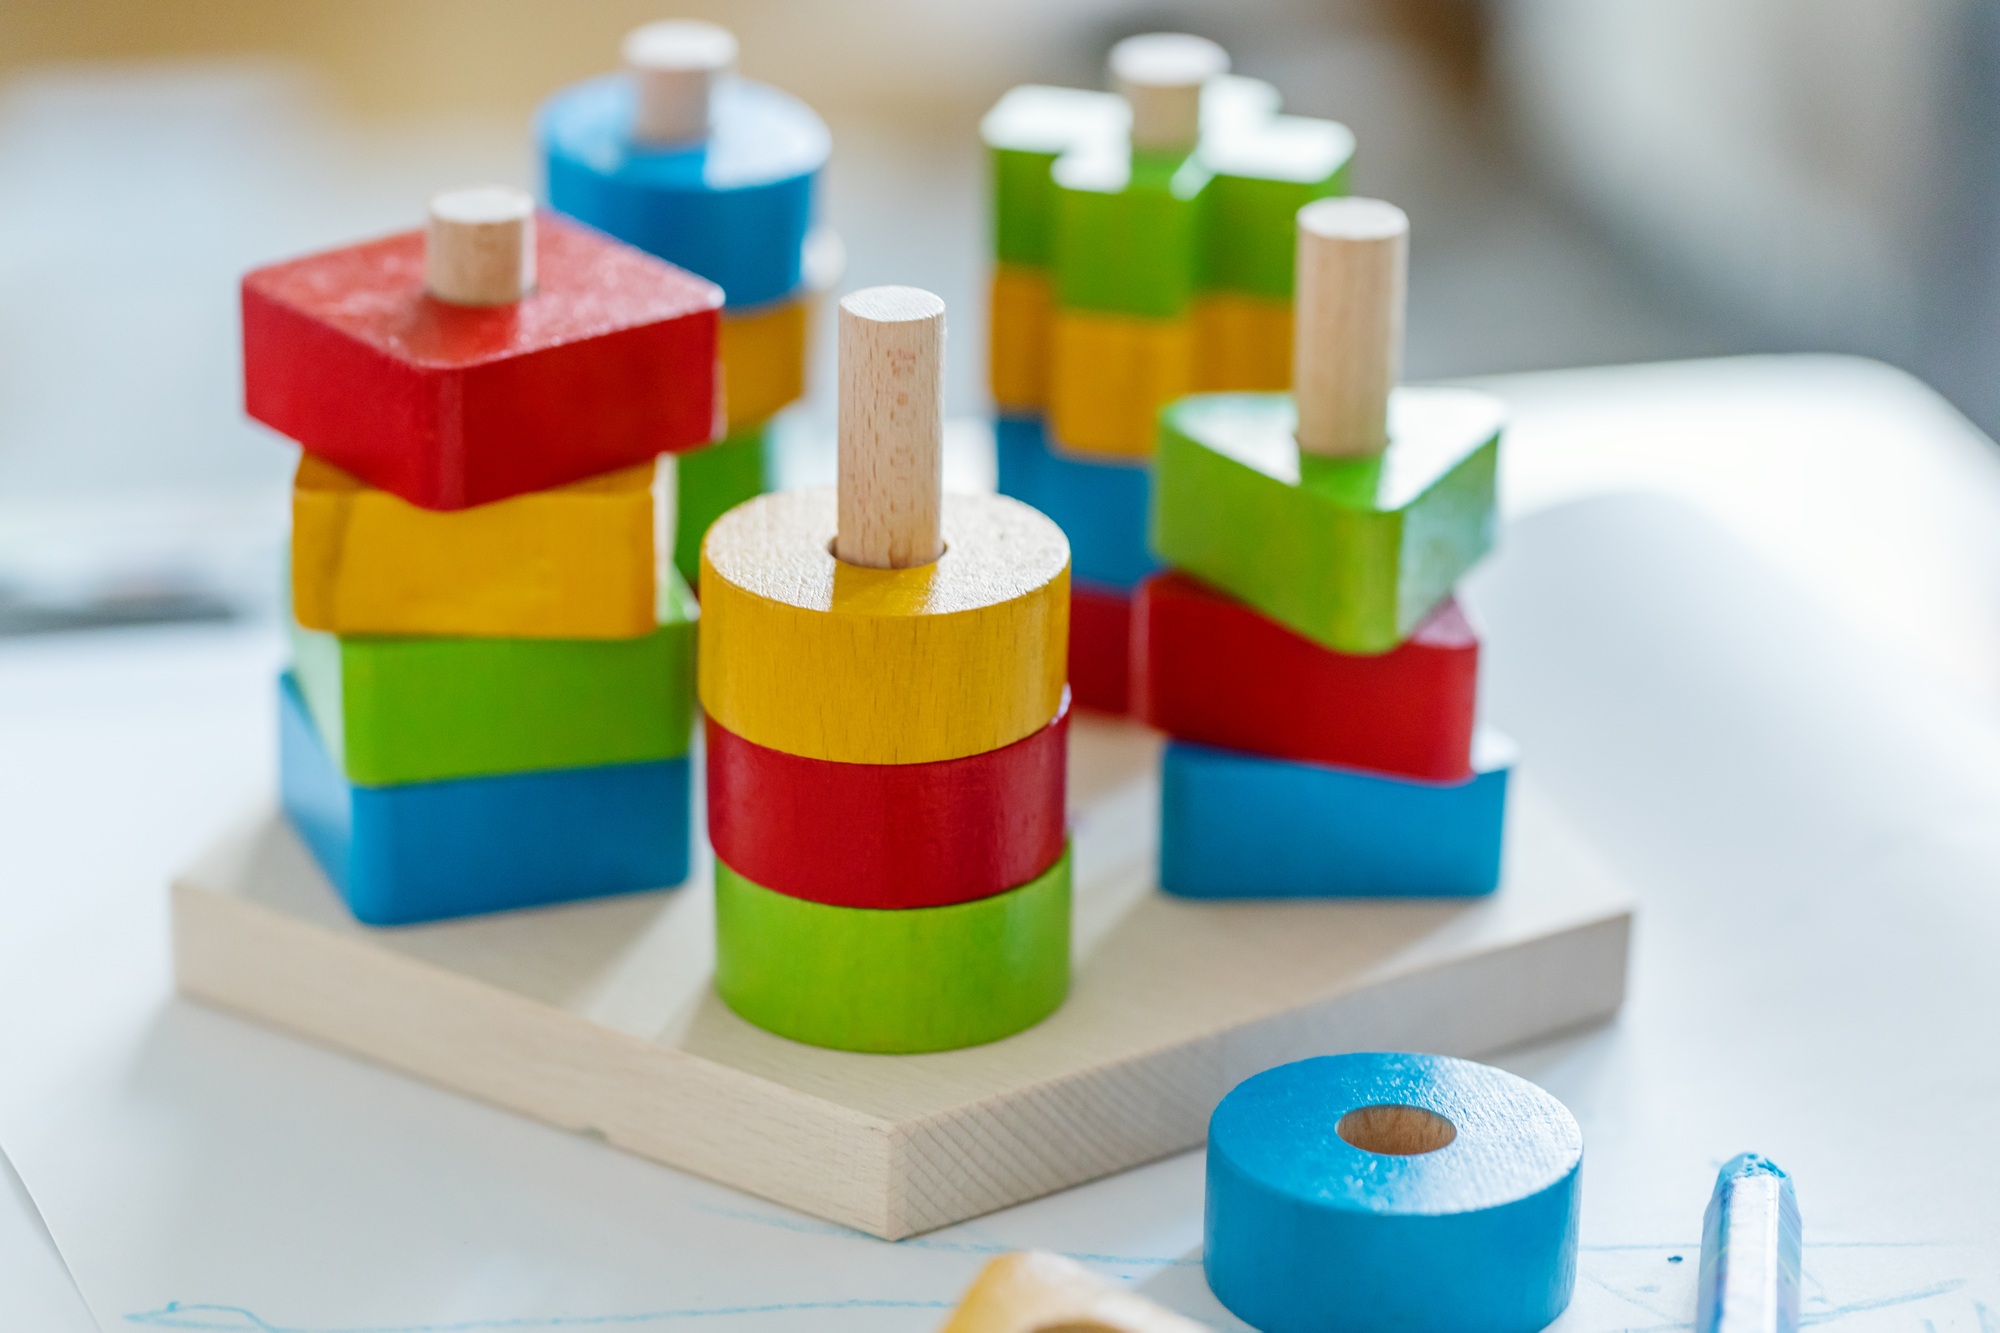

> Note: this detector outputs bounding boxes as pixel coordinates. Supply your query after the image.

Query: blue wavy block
[540,74,828,308]
[994,414,1159,591]
[1160,731,1512,898]
[279,673,689,925]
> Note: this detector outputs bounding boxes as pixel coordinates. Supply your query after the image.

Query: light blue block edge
[1159,730,1514,898]
[995,414,1159,591]
[279,673,689,926]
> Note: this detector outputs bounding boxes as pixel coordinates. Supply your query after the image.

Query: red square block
[1070,581,1134,714]
[1133,571,1477,780]
[243,212,723,510]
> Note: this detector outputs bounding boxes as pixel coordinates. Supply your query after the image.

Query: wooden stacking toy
[982,34,1353,711]
[1141,197,1511,897]
[1204,1053,1581,1333]
[246,188,715,925]
[539,21,834,587]
[699,286,1073,1052]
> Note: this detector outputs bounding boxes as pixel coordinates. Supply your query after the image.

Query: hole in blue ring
[1336,1103,1456,1156]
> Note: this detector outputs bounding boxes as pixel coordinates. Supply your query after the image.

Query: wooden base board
[171,716,1632,1239]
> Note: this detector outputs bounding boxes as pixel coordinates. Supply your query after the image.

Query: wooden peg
[1109,33,1229,153]
[624,20,737,145]
[1293,196,1408,457]
[835,286,945,569]
[425,186,535,306]
[940,1250,1210,1332]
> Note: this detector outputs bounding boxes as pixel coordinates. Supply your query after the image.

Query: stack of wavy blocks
[540,53,830,588]
[245,215,720,925]
[982,75,1353,711]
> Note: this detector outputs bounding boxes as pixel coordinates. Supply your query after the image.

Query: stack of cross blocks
[1138,196,1516,898]
[244,189,721,925]
[982,33,1354,711]
[540,20,832,590]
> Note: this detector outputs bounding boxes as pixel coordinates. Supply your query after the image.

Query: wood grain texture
[242,211,721,510]
[836,286,946,569]
[290,455,657,639]
[698,487,1070,764]
[425,186,535,306]
[623,20,736,146]
[713,849,1071,1053]
[1293,197,1408,458]
[1206,1053,1581,1333]
[1049,308,1192,457]
[172,716,1631,1239]
[1108,33,1228,153]
[941,1251,1210,1332]
[704,697,1068,909]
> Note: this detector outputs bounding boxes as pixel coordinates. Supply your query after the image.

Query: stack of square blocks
[539,23,832,589]
[982,39,1353,711]
[244,198,721,925]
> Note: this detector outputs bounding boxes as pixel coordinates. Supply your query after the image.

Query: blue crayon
[279,673,688,926]
[995,415,1159,591]
[1696,1154,1802,1333]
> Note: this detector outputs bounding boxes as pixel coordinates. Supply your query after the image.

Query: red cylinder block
[1133,572,1477,780]
[243,212,722,511]
[705,693,1070,909]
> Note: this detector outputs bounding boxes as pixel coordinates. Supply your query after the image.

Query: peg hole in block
[1336,1103,1456,1156]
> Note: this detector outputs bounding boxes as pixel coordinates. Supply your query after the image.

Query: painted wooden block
[704,695,1068,910]
[1133,572,1477,780]
[698,487,1069,764]
[1053,141,1209,318]
[173,720,1633,1237]
[941,1251,1208,1332]
[1206,1052,1581,1333]
[1159,732,1512,898]
[287,572,696,788]
[672,423,771,589]
[989,264,1053,413]
[278,673,689,926]
[1048,308,1194,456]
[242,213,720,511]
[1070,581,1135,715]
[720,293,808,430]
[1192,291,1291,391]
[713,848,1071,1053]
[1152,388,1502,654]
[540,75,828,308]
[994,415,1157,590]
[290,455,657,640]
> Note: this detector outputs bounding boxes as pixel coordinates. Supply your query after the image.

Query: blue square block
[1160,732,1512,899]
[995,414,1160,591]
[539,75,829,308]
[279,673,689,925]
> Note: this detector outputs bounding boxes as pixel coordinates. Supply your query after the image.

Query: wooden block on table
[1052,140,1208,319]
[287,571,697,787]
[720,293,808,430]
[989,264,1053,413]
[172,714,1632,1237]
[705,696,1068,910]
[1133,572,1477,780]
[1159,732,1513,899]
[278,674,689,925]
[994,416,1157,590]
[671,422,770,590]
[290,455,658,640]
[1048,308,1193,456]
[1192,290,1292,391]
[540,72,828,307]
[712,847,1072,1053]
[242,212,720,511]
[697,487,1070,764]
[1152,388,1502,654]
[1070,581,1135,715]
[942,1251,1210,1332]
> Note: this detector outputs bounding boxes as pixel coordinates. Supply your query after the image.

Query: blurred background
[0,0,1987,628]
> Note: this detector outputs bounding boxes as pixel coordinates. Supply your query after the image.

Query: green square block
[290,570,699,786]
[675,423,773,588]
[1202,115,1354,298]
[1053,145,1210,318]
[983,85,1126,268]
[1152,388,1502,654]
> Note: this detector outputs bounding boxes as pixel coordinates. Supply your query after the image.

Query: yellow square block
[291,455,657,639]
[721,296,809,431]
[990,265,1052,412]
[1193,291,1292,393]
[1047,309,1193,457]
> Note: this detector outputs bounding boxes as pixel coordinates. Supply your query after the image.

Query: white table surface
[2,354,1997,1331]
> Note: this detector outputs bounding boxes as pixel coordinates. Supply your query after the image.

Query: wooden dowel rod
[1293,196,1408,458]
[425,186,535,307]
[836,286,946,570]
[1109,33,1228,153]
[624,20,737,146]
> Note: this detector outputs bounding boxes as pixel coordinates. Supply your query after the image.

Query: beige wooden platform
[170,715,1632,1239]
